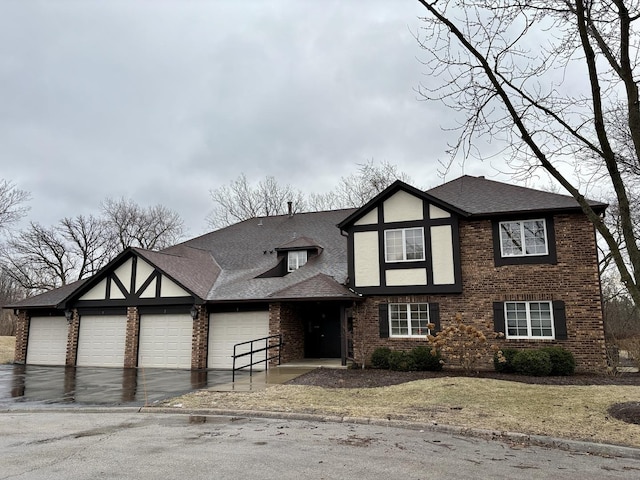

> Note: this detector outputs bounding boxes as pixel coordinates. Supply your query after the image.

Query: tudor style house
[8,175,608,372]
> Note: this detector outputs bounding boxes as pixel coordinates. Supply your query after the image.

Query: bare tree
[60,215,114,279]
[0,266,25,335]
[1,200,184,295]
[307,160,412,210]
[0,180,29,233]
[1,222,75,292]
[336,160,413,207]
[208,174,306,229]
[416,0,640,306]
[102,198,185,250]
[210,162,412,228]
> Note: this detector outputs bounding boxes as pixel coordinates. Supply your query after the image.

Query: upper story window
[287,250,308,272]
[384,227,425,262]
[499,219,548,257]
[389,303,430,337]
[505,301,554,339]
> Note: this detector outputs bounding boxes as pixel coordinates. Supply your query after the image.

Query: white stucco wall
[383,191,423,223]
[431,225,455,285]
[385,268,428,286]
[354,231,380,287]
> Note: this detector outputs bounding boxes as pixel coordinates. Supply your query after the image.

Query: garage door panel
[27,317,68,366]
[76,315,127,367]
[138,314,192,369]
[208,311,269,369]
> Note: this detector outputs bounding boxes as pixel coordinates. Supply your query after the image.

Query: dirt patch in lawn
[609,402,640,425]
[161,368,640,448]
[0,336,15,364]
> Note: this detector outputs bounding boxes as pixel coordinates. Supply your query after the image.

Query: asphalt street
[1,411,639,479]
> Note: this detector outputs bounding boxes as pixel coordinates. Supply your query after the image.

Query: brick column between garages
[13,310,29,364]
[124,307,140,368]
[191,306,208,370]
[65,309,79,366]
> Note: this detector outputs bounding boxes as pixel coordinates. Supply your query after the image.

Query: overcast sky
[1,0,511,238]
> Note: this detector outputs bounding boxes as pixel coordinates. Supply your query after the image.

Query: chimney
[288,201,293,217]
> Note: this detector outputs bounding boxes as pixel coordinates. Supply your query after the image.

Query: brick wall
[124,307,139,368]
[352,213,607,373]
[65,309,79,366]
[191,306,208,369]
[13,310,29,364]
[269,302,305,364]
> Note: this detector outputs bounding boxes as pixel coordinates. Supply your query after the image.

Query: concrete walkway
[212,359,345,391]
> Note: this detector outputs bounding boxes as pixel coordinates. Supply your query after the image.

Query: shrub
[411,346,443,371]
[539,347,576,376]
[493,348,519,373]
[370,347,392,369]
[388,350,416,372]
[512,350,552,376]
[428,313,503,374]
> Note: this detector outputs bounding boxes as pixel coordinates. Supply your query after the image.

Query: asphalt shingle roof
[6,176,606,310]
[426,175,607,216]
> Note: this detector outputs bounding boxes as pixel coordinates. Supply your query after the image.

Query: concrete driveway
[0,364,251,408]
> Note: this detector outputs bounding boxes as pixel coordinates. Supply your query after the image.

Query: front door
[303,304,341,358]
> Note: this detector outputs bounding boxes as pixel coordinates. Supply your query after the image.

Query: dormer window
[288,250,308,271]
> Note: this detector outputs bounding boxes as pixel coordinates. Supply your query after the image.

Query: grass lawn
[0,336,15,364]
[163,377,640,448]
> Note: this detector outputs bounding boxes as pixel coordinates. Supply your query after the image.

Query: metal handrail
[232,334,283,382]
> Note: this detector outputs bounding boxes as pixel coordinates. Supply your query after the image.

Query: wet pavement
[0,364,253,408]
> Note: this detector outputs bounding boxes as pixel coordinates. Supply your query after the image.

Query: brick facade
[269,302,305,365]
[13,310,29,364]
[65,309,79,366]
[351,213,607,373]
[191,306,208,370]
[124,307,140,368]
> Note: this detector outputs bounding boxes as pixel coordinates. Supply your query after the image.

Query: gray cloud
[0,0,503,237]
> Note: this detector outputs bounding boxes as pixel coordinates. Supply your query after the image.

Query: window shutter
[429,303,440,333]
[493,302,505,334]
[553,300,568,340]
[378,303,389,338]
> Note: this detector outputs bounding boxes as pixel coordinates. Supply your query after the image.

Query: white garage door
[138,314,193,369]
[208,311,269,369]
[76,315,127,367]
[27,316,68,366]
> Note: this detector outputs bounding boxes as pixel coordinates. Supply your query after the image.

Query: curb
[142,406,640,460]
[4,405,640,460]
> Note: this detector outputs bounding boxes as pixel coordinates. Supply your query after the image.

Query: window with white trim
[499,219,548,257]
[384,227,425,262]
[287,251,308,272]
[505,301,554,339]
[389,303,430,337]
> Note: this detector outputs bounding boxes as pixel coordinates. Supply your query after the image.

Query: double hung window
[499,219,548,257]
[384,227,425,262]
[389,303,430,337]
[504,301,554,339]
[287,251,308,272]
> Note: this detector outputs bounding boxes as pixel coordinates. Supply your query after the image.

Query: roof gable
[337,180,463,229]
